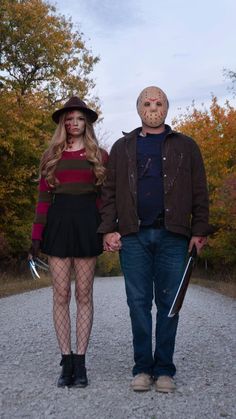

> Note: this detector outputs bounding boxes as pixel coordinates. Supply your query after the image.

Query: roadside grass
[191,276,236,299]
[0,272,52,298]
[0,271,235,299]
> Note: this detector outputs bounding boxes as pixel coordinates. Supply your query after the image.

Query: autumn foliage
[0,0,99,258]
[0,0,99,100]
[173,97,236,267]
[0,90,52,255]
[0,1,235,278]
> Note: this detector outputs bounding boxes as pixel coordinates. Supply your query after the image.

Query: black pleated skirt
[41,193,103,258]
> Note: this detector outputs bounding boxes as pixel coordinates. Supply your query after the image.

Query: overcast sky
[49,0,236,147]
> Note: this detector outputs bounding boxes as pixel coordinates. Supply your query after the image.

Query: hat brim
[52,105,98,124]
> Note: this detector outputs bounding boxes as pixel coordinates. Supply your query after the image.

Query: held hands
[28,239,41,260]
[103,233,207,254]
[188,236,207,255]
[103,232,122,252]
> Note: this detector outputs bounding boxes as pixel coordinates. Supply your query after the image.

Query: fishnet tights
[74,258,96,354]
[48,256,96,355]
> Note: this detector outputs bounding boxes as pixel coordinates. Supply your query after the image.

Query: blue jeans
[119,228,188,378]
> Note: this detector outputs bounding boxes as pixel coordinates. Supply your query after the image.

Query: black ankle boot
[73,354,88,388]
[57,354,73,388]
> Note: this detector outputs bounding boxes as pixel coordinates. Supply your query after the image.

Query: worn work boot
[57,354,73,388]
[131,373,153,391]
[155,375,176,393]
[73,354,88,388]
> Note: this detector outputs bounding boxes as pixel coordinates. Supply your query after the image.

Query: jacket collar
[122,124,179,141]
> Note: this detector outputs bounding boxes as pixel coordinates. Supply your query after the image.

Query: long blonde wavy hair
[40,111,106,187]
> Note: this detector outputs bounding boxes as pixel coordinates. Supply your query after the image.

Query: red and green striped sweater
[32,148,108,241]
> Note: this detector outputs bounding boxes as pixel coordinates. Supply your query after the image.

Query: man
[98,86,211,393]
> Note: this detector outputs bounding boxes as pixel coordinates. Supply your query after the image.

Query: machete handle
[190,244,197,259]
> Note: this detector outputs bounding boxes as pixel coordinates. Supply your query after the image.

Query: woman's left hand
[103,232,122,252]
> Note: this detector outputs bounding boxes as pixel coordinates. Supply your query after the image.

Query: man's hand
[188,236,207,255]
[103,232,122,252]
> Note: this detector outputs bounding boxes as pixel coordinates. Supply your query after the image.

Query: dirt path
[0,277,235,418]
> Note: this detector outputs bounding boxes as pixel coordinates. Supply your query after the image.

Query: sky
[49,0,236,147]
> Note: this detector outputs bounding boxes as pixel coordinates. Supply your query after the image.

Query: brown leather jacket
[98,126,211,238]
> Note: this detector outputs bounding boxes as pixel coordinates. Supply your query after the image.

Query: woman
[29,96,108,388]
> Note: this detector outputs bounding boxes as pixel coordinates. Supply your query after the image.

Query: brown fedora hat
[52,96,98,124]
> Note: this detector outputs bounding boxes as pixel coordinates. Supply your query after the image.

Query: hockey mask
[137,86,168,127]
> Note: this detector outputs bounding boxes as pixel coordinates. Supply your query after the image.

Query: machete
[168,245,197,318]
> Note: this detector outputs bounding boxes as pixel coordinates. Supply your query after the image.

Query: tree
[0,0,100,258]
[0,90,52,257]
[173,97,236,268]
[223,68,236,97]
[0,0,99,103]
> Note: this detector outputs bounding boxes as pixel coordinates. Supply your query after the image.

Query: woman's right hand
[28,240,41,260]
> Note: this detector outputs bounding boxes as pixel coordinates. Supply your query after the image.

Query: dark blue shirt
[137,131,166,225]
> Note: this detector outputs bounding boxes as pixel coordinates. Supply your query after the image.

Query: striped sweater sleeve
[31,177,52,241]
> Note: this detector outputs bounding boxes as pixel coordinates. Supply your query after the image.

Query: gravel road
[0,276,235,419]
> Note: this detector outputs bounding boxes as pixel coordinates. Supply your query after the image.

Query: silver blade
[35,258,49,271]
[168,256,194,318]
[168,245,197,318]
[29,260,40,279]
